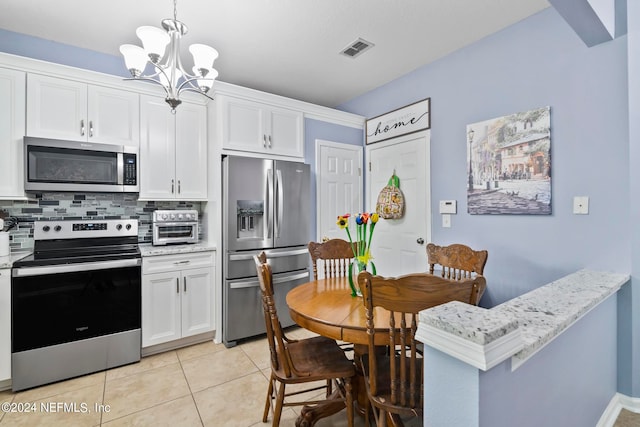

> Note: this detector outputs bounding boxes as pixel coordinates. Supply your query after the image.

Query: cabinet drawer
[143,251,214,275]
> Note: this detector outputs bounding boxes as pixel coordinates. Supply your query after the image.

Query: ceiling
[0,0,550,108]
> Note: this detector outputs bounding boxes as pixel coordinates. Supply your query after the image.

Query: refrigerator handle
[266,168,274,240]
[272,271,310,284]
[276,169,284,238]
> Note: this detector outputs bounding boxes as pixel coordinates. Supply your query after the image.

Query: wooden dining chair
[426,242,488,280]
[357,271,487,426]
[254,252,356,427]
[308,239,356,280]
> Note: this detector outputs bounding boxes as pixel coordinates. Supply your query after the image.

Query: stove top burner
[13,219,141,268]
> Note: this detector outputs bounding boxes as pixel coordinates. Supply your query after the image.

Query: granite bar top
[418,269,629,370]
[0,252,32,269]
[139,242,216,257]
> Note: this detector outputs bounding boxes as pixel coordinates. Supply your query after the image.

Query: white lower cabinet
[0,269,10,382]
[142,251,214,348]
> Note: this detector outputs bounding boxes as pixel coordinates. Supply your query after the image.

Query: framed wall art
[366,98,430,145]
[467,106,551,215]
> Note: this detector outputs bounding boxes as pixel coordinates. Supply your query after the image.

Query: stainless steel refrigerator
[222,155,311,347]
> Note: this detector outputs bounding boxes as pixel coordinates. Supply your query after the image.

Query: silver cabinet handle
[176,278,179,293]
[171,179,175,194]
[178,180,181,194]
[263,135,267,148]
[173,260,190,265]
[89,120,94,137]
[183,277,187,292]
[80,119,85,136]
[268,135,272,148]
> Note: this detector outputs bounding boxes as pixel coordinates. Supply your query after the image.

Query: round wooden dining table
[286,275,400,346]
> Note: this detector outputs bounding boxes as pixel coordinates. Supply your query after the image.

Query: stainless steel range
[11,219,141,391]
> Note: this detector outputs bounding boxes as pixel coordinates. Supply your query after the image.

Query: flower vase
[347,260,377,297]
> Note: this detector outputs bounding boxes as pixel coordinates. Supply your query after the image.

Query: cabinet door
[142,271,182,347]
[88,86,139,146]
[0,68,26,199]
[175,102,207,200]
[139,95,177,199]
[0,270,10,382]
[267,106,303,157]
[181,267,214,338]
[220,96,265,153]
[26,74,87,141]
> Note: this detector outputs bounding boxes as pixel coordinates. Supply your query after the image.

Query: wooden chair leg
[263,373,275,423]
[345,377,354,427]
[273,381,286,426]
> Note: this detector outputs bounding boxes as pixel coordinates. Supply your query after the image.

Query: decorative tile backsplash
[0,193,203,254]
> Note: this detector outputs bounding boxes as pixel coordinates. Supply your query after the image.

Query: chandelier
[119,0,219,112]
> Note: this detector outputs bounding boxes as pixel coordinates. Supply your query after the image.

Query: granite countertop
[418,269,629,370]
[139,242,216,257]
[0,252,32,269]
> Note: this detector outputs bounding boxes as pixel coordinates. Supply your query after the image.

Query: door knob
[417,238,425,245]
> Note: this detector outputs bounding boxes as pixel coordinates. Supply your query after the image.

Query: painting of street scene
[467,106,551,215]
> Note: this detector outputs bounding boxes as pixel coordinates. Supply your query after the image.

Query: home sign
[366,98,430,145]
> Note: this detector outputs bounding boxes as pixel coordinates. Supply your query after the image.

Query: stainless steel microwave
[24,137,139,193]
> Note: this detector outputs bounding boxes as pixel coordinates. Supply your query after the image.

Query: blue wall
[339,8,630,308]
[0,28,128,77]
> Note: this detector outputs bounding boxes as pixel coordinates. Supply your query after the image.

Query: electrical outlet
[573,196,589,214]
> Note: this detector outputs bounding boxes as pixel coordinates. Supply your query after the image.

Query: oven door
[11,258,141,353]
[152,222,198,246]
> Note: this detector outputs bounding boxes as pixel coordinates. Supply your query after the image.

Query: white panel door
[26,74,87,141]
[366,131,431,277]
[142,271,181,347]
[316,140,363,241]
[139,95,176,199]
[0,67,25,199]
[181,267,214,338]
[175,102,207,200]
[88,85,139,146]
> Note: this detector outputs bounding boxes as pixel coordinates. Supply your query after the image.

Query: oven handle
[12,258,141,277]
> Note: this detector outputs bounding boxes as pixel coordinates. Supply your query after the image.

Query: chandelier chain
[173,0,178,21]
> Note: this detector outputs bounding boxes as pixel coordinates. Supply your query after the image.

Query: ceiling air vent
[340,38,375,58]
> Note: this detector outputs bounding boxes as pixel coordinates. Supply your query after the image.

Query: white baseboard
[597,393,640,427]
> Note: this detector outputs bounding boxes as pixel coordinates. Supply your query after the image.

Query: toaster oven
[152,210,199,246]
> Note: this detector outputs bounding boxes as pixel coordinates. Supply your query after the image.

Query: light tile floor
[0,327,366,427]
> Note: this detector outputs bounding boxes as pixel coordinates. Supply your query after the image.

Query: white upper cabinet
[26,74,139,146]
[139,95,207,200]
[0,67,26,199]
[219,94,303,158]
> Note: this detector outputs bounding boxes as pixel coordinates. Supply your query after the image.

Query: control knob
[116,224,123,231]
[54,225,62,232]
[42,225,50,232]
[126,224,132,230]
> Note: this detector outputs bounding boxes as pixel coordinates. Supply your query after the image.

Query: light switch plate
[573,196,589,214]
[439,200,457,214]
[442,214,451,228]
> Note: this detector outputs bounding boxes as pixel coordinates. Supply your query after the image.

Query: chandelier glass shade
[119,0,218,112]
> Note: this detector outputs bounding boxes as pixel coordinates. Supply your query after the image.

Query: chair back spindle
[358,271,487,425]
[308,239,357,280]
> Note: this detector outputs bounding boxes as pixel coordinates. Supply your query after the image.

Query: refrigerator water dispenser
[237,200,264,239]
